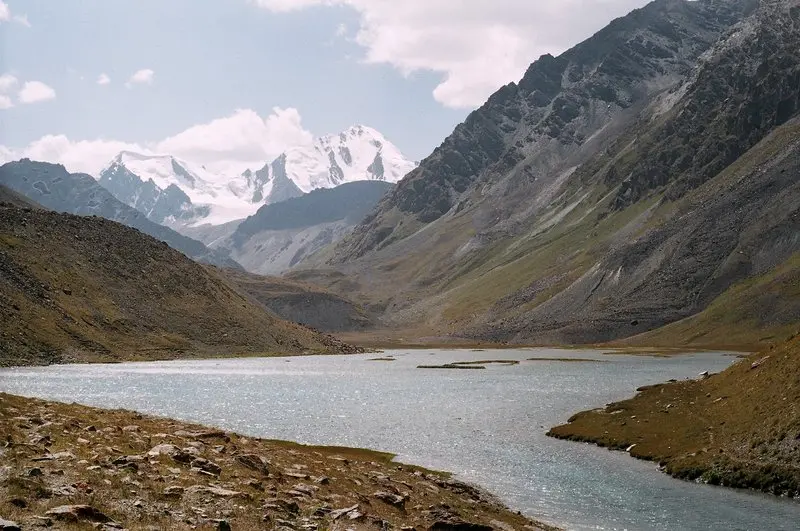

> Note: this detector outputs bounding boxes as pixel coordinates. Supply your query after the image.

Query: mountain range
[97,125,416,230]
[0,160,239,268]
[290,0,800,350]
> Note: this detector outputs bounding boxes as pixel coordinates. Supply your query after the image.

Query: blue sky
[0,0,649,174]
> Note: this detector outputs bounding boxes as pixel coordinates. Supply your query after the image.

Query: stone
[373,491,406,507]
[191,457,222,475]
[164,486,186,497]
[236,453,269,475]
[45,504,111,523]
[0,518,21,531]
[147,444,180,458]
[428,521,494,531]
[186,485,242,498]
[330,504,359,520]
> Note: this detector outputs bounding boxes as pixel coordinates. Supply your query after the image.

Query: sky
[0,0,650,176]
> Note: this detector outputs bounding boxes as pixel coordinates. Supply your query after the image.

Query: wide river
[1,348,798,530]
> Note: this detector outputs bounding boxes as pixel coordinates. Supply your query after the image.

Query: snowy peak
[97,125,416,227]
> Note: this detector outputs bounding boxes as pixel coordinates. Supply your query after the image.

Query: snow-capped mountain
[98,125,416,229]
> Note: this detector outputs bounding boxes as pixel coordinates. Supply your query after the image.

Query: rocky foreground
[0,393,556,531]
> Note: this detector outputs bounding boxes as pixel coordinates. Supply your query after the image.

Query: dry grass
[548,336,800,496]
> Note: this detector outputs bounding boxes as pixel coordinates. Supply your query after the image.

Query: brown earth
[0,205,362,367]
[218,268,376,333]
[548,335,800,496]
[0,393,557,531]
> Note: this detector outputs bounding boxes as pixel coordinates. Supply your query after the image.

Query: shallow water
[1,348,798,530]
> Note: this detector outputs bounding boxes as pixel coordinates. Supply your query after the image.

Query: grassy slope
[548,336,800,496]
[619,253,800,350]
[0,205,356,366]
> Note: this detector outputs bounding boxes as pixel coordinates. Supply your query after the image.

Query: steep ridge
[0,160,240,269]
[0,204,358,366]
[295,0,800,348]
[221,181,393,275]
[332,0,758,261]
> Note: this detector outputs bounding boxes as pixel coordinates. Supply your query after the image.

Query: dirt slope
[0,205,359,366]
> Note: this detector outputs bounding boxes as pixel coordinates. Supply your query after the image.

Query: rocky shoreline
[0,393,558,531]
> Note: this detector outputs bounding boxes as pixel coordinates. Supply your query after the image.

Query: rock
[428,521,494,531]
[122,425,140,432]
[45,504,112,523]
[187,485,242,498]
[330,504,360,520]
[373,491,406,507]
[191,457,222,475]
[147,444,179,458]
[163,486,185,497]
[236,453,269,475]
[0,518,21,531]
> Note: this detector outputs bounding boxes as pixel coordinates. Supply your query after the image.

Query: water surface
[1,348,797,530]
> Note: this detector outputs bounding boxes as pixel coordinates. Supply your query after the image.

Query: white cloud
[18,81,56,104]
[16,136,149,174]
[0,1,31,26]
[157,107,313,173]
[0,95,12,110]
[0,107,315,176]
[126,68,154,87]
[97,73,111,86]
[0,73,18,93]
[251,0,648,108]
[13,14,30,27]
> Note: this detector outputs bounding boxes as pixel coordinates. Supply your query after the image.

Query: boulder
[0,518,21,531]
[45,504,112,523]
[236,453,269,475]
[147,444,180,458]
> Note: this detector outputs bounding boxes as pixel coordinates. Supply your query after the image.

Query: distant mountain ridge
[0,160,240,269]
[98,125,416,229]
[215,181,394,276]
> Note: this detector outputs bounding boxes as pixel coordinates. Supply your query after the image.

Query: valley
[1,0,800,529]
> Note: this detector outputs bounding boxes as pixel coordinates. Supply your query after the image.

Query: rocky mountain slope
[0,184,43,209]
[0,203,358,366]
[219,181,393,275]
[98,125,416,230]
[220,268,376,332]
[0,160,239,269]
[295,0,800,349]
